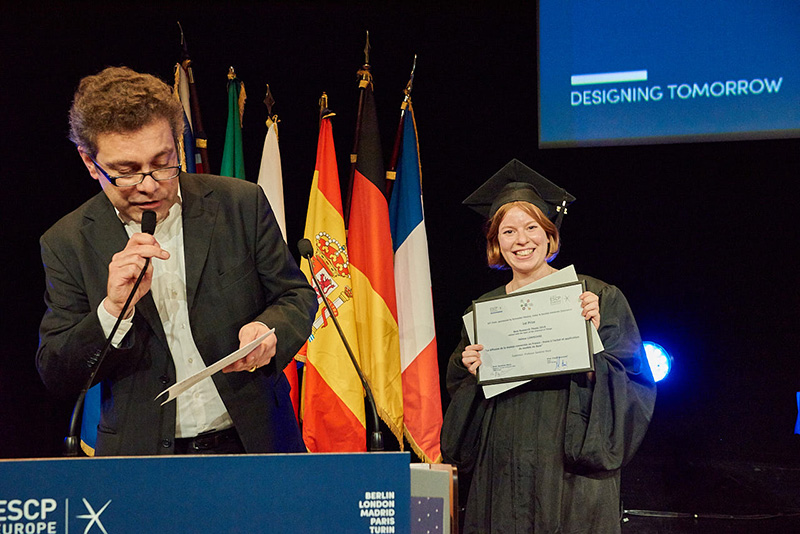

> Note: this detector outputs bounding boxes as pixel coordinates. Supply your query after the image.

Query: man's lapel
[79,193,167,347]
[80,194,127,272]
[180,175,219,312]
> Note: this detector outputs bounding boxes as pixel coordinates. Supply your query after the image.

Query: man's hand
[223,322,277,373]
[104,233,169,318]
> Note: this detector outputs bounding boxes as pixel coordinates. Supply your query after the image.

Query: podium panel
[0,452,410,534]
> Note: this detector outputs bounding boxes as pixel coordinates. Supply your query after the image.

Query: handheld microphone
[298,238,384,452]
[141,209,157,235]
[64,210,157,456]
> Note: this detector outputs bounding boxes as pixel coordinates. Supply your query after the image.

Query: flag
[256,116,286,241]
[79,384,101,456]
[174,63,197,173]
[389,100,443,463]
[347,72,404,444]
[177,23,210,173]
[255,97,298,418]
[220,67,246,179]
[300,107,367,451]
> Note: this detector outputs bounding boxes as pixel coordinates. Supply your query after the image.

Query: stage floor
[621,453,800,533]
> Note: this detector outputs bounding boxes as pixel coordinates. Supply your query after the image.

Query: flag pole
[264,84,277,129]
[178,22,210,173]
[319,92,336,125]
[344,31,372,226]
[385,55,416,199]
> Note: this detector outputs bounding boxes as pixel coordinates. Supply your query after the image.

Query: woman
[442,160,656,533]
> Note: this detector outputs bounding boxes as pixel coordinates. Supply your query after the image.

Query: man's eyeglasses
[91,157,181,187]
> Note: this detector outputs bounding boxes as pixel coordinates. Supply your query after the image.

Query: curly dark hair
[68,66,183,156]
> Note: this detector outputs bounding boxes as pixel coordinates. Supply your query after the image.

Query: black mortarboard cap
[462,159,576,227]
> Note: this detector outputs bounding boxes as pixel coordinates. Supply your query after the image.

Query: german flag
[347,75,404,444]
[300,110,366,451]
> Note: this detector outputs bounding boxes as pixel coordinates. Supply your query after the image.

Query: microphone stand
[63,211,156,456]
[299,241,383,452]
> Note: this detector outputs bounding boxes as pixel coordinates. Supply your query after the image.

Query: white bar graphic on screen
[571,70,648,86]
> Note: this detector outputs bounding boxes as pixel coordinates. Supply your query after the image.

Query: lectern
[0,452,410,533]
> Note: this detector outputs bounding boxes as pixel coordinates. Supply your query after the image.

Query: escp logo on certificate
[489,305,503,315]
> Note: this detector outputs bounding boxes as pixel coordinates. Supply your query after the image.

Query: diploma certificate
[474,281,593,384]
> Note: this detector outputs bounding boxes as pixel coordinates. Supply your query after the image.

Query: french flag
[389,102,443,463]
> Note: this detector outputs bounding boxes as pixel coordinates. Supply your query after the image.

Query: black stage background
[2,2,799,530]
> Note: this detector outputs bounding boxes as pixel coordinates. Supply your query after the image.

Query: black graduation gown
[442,275,656,534]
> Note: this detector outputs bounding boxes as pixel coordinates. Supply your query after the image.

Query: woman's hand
[580,291,600,330]
[580,291,600,383]
[461,344,484,376]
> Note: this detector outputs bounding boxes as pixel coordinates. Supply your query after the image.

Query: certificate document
[474,281,594,385]
[154,329,274,405]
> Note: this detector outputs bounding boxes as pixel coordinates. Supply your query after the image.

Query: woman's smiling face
[497,205,551,278]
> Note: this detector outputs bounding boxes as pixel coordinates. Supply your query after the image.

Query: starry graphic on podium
[411,496,443,533]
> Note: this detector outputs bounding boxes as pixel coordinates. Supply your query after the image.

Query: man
[37,66,317,455]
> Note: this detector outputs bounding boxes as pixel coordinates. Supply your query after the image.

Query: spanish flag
[347,73,404,444]
[300,109,367,451]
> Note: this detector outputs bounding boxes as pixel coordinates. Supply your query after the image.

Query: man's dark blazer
[37,173,317,455]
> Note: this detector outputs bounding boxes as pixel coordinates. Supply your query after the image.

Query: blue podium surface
[0,452,410,534]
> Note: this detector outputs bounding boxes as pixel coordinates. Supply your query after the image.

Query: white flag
[257,122,286,242]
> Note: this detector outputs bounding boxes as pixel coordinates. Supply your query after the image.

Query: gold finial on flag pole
[404,54,417,101]
[319,92,336,122]
[364,30,371,66]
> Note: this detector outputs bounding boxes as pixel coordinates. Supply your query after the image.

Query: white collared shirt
[97,193,233,438]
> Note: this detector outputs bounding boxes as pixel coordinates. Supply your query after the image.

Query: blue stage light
[643,341,672,382]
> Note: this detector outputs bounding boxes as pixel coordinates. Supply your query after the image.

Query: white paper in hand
[154,329,274,406]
